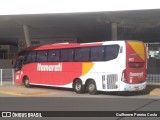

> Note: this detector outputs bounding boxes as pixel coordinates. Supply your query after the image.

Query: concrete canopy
[0,9,160,45]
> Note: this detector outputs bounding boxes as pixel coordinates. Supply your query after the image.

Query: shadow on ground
[20,84,160,97]
[99,84,160,96]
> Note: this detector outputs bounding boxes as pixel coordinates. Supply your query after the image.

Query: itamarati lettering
[130,72,143,77]
[37,63,62,71]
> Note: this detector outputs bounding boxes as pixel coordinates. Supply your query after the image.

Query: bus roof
[20,42,103,52]
[18,40,143,54]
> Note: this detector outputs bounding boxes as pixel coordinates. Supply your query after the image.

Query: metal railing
[146,74,160,83]
[0,69,15,86]
[147,43,160,83]
[0,53,16,59]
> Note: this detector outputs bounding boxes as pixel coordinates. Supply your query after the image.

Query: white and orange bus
[13,41,147,94]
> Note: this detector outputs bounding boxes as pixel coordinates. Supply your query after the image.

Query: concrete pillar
[111,22,118,40]
[23,25,31,47]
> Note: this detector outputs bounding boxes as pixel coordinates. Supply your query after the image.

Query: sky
[0,0,160,15]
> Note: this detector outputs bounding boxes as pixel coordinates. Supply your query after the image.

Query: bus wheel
[24,77,31,88]
[87,80,97,95]
[73,79,85,94]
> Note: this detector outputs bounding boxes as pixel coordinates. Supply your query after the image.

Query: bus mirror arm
[9,58,14,65]
[11,59,13,65]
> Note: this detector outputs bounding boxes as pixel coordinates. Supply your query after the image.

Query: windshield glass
[14,57,23,71]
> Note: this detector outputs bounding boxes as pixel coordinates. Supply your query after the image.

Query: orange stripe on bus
[82,62,94,76]
[128,42,145,60]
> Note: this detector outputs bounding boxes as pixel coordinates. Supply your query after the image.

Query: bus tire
[87,80,98,95]
[24,77,31,88]
[73,79,85,94]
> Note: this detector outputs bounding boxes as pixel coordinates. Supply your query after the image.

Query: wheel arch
[22,75,29,83]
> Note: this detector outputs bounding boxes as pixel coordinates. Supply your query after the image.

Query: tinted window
[36,51,48,62]
[75,47,90,61]
[105,45,119,61]
[24,51,36,63]
[48,50,60,62]
[61,49,74,61]
[25,52,32,63]
[90,46,104,61]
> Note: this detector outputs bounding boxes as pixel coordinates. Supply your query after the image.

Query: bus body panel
[14,40,147,92]
[125,41,146,84]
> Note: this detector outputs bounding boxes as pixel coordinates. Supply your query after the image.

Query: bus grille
[107,74,118,89]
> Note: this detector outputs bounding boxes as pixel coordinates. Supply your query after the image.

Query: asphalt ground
[0,82,160,98]
[0,82,160,120]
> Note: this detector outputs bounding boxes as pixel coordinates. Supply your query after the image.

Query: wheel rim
[25,79,29,85]
[75,83,81,91]
[88,83,95,92]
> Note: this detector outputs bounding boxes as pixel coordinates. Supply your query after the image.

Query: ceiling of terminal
[0,9,160,45]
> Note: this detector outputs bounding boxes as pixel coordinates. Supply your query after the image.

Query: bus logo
[37,63,62,72]
[130,72,143,77]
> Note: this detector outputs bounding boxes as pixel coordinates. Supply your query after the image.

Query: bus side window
[61,49,74,62]
[31,51,37,62]
[90,46,104,61]
[75,47,90,61]
[36,51,48,62]
[105,45,119,61]
[24,52,32,63]
[23,51,36,64]
[48,50,60,62]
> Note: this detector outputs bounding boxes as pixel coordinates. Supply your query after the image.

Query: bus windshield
[14,57,23,71]
[13,49,28,71]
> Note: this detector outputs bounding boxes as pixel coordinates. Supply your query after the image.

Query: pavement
[0,82,51,96]
[145,83,160,96]
[0,81,160,97]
